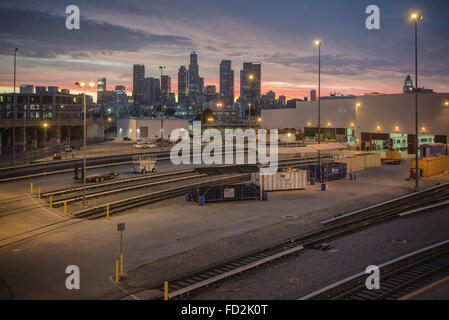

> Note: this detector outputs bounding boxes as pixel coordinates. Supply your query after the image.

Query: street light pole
[76,81,94,206]
[83,91,87,206]
[159,66,166,140]
[315,40,322,181]
[411,13,422,192]
[12,48,18,166]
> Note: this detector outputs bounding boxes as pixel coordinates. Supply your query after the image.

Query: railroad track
[50,172,206,207]
[41,169,196,198]
[73,173,251,219]
[300,239,449,300]
[0,151,172,183]
[130,182,449,300]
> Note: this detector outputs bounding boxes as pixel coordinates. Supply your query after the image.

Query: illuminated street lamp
[75,81,95,206]
[257,117,262,123]
[411,12,422,192]
[43,122,49,146]
[376,125,381,132]
[395,126,400,133]
[315,39,322,180]
[444,101,449,106]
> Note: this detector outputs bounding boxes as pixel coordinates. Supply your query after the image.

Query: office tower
[205,85,216,102]
[188,51,201,100]
[178,66,188,103]
[20,85,34,94]
[220,60,234,107]
[143,77,161,106]
[267,90,276,104]
[36,86,46,94]
[279,95,286,106]
[47,86,59,94]
[97,78,106,92]
[133,64,145,104]
[161,75,171,105]
[403,74,414,93]
[240,62,261,102]
[310,89,317,101]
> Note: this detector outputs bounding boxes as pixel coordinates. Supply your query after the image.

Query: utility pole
[411,13,422,192]
[159,66,166,140]
[12,48,18,166]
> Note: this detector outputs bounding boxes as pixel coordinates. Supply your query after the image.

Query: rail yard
[0,139,448,303]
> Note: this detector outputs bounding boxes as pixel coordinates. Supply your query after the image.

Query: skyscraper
[403,74,414,93]
[240,62,261,103]
[143,77,161,106]
[188,52,201,100]
[220,60,234,107]
[310,89,317,101]
[133,64,145,104]
[178,66,188,103]
[161,75,171,105]
[97,78,106,92]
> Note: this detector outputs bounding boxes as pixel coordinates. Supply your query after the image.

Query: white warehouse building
[261,93,449,153]
[117,118,189,141]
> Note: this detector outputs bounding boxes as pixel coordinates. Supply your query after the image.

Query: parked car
[53,153,62,160]
[145,142,157,148]
[123,137,132,141]
[134,143,148,149]
[135,139,145,144]
[64,145,72,152]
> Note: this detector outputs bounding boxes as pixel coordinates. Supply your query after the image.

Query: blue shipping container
[308,163,347,181]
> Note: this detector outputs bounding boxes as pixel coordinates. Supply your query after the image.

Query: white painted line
[399,200,449,217]
[108,276,140,300]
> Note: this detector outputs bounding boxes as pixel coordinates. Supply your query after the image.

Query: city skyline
[0,1,448,101]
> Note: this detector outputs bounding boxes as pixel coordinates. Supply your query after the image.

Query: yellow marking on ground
[399,275,449,300]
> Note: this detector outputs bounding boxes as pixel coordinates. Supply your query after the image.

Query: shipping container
[260,170,307,191]
[335,153,381,173]
[412,155,449,177]
[191,183,260,203]
[420,143,447,157]
[308,163,347,181]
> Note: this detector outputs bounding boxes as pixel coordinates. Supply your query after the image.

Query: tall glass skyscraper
[220,60,234,107]
[178,66,188,103]
[133,64,145,104]
[240,62,261,103]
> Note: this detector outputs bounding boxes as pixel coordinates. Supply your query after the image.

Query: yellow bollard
[49,195,53,208]
[115,260,119,283]
[30,183,33,194]
[164,281,168,300]
[120,252,123,275]
[38,187,41,199]
[64,201,67,217]
[106,204,110,220]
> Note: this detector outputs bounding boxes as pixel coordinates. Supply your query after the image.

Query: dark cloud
[0,8,193,58]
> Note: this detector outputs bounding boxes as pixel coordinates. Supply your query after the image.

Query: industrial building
[261,93,449,154]
[117,118,189,141]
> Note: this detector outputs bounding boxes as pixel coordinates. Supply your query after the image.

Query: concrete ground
[0,159,448,299]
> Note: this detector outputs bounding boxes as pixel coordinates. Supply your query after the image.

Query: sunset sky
[0,0,448,102]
